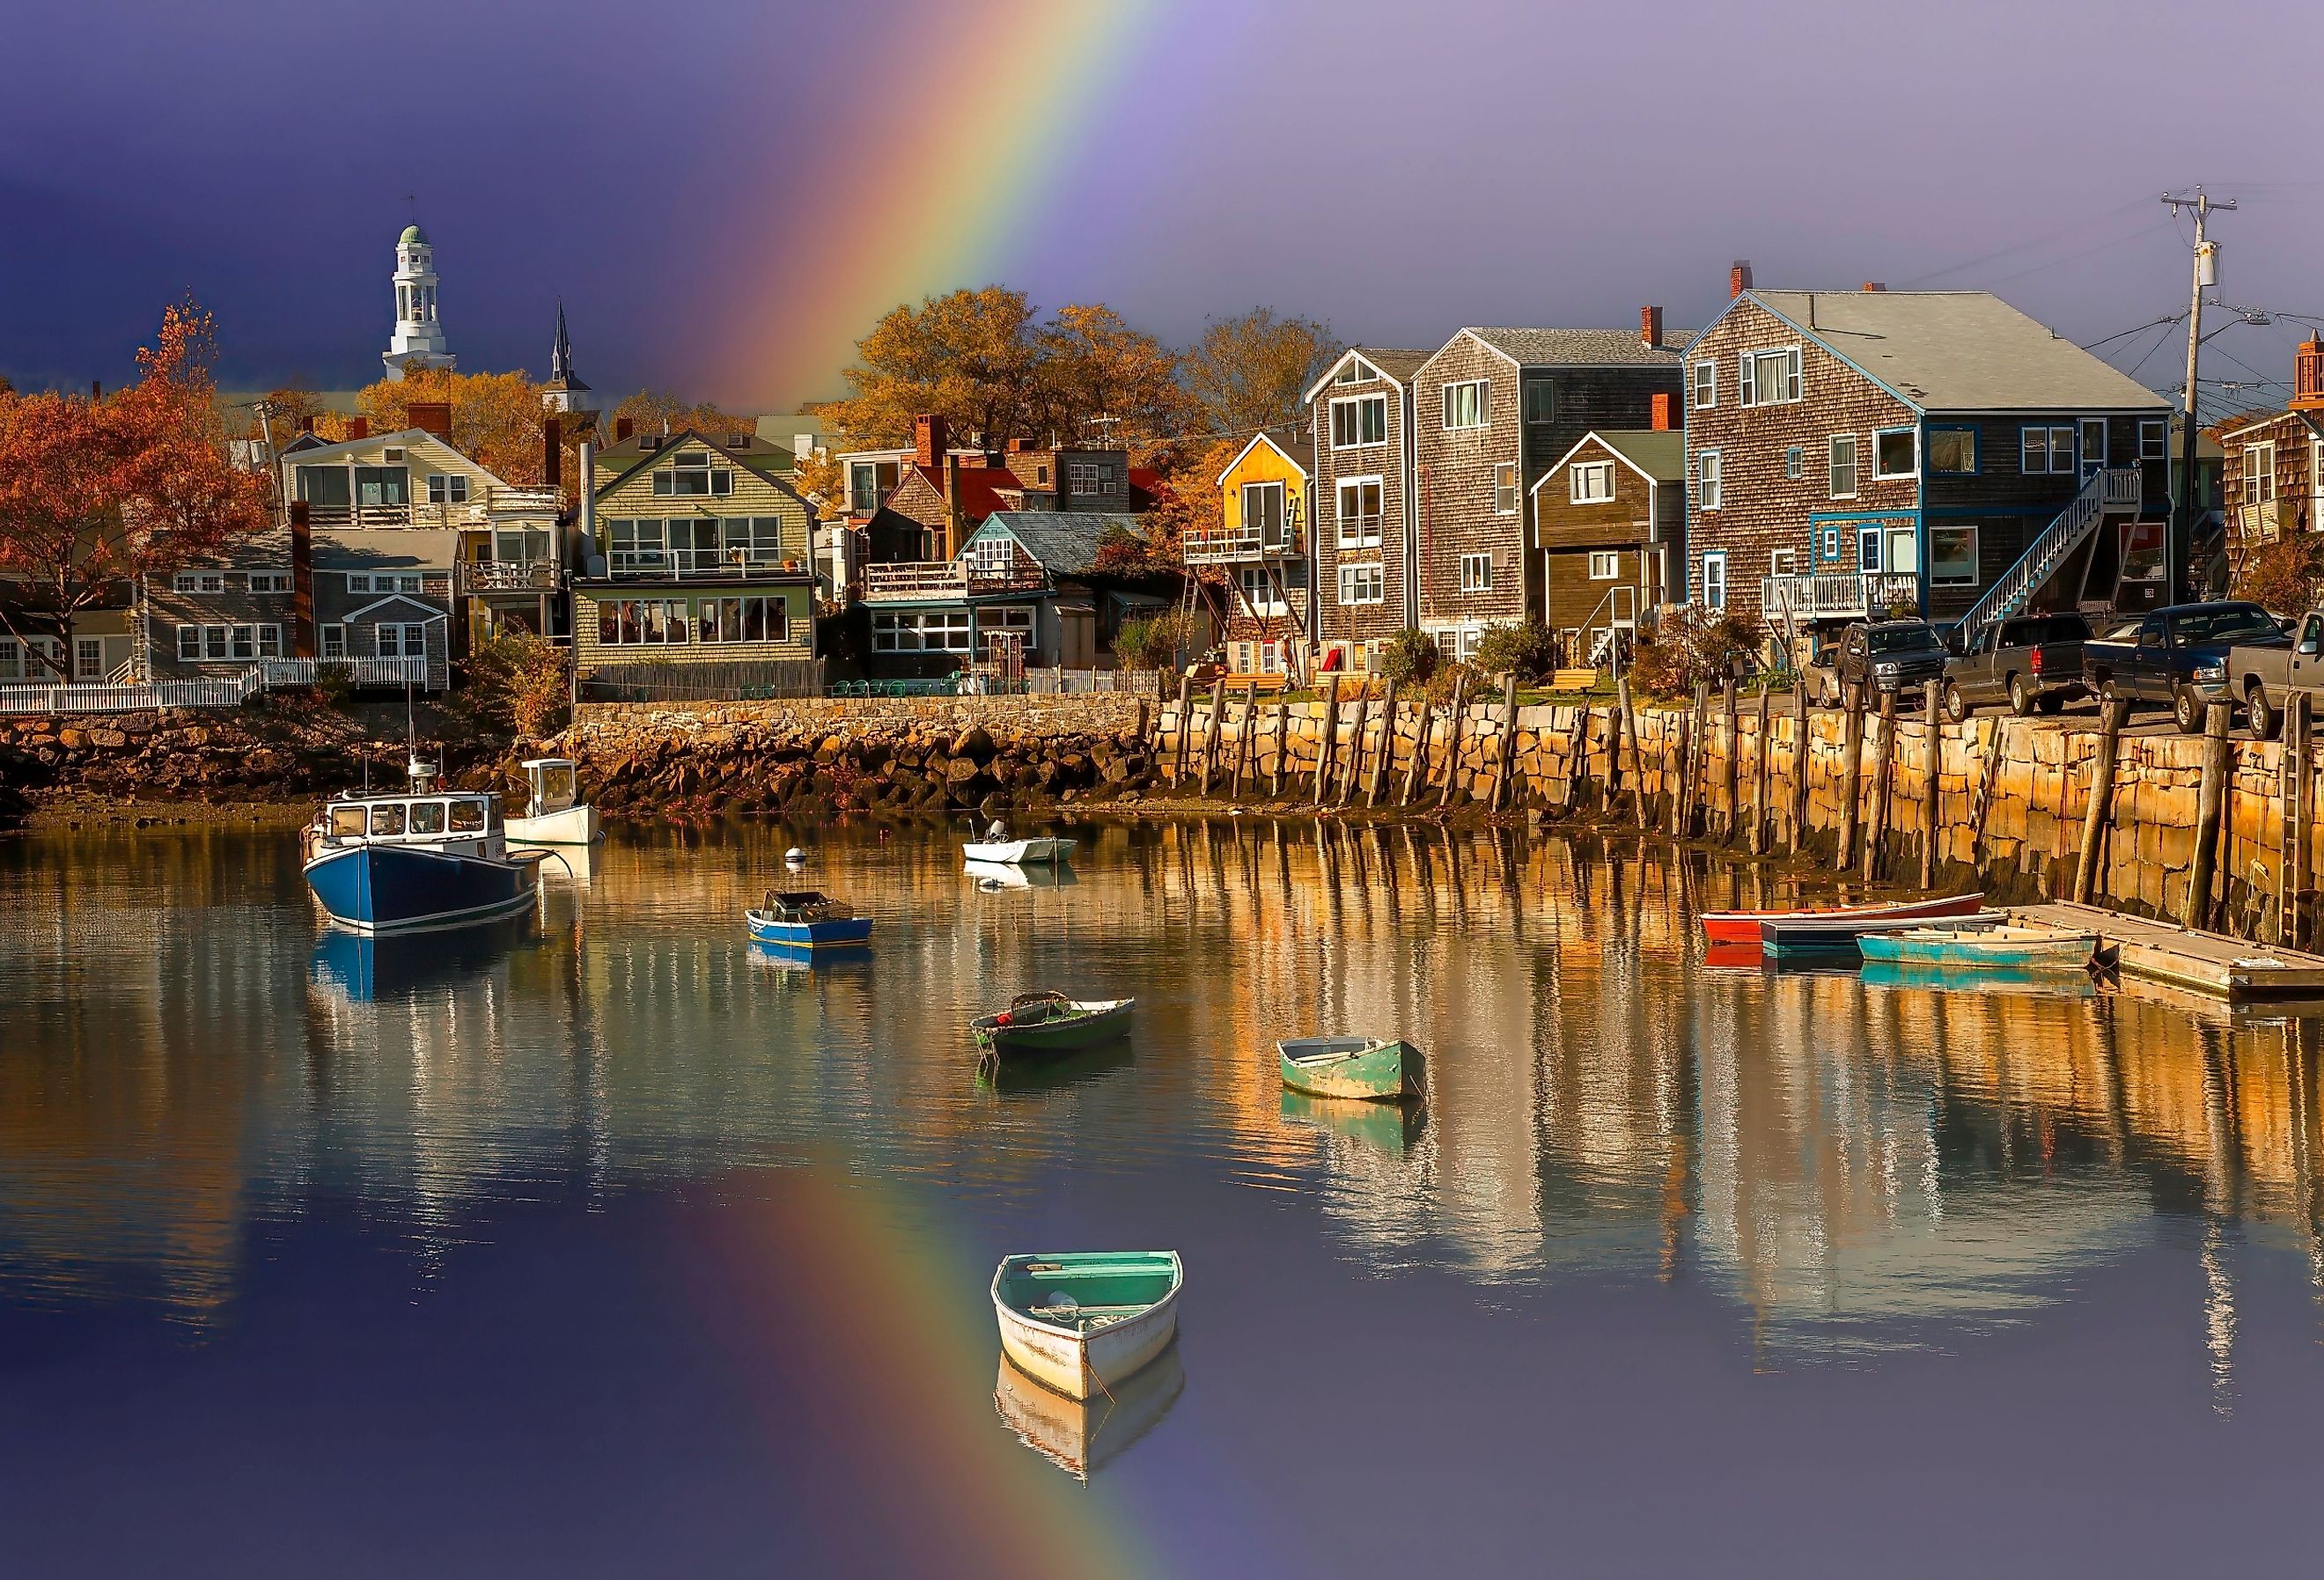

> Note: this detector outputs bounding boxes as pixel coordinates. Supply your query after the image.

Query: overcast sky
[4,0,2317,417]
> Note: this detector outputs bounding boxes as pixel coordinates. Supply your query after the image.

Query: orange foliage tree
[611,389,758,442]
[0,299,270,677]
[356,366,560,484]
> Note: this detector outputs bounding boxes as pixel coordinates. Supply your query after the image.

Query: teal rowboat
[1276,1035,1424,1101]
[992,1251,1183,1400]
[972,992,1135,1058]
[1857,924,2099,972]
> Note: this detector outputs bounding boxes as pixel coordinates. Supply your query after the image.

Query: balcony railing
[863,559,1049,602]
[458,560,565,594]
[300,487,562,530]
[1183,525,1301,563]
[1760,571,1923,621]
[602,548,811,581]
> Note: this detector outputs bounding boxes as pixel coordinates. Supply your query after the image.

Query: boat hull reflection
[309,912,541,1003]
[1279,1088,1428,1155]
[993,1342,1185,1480]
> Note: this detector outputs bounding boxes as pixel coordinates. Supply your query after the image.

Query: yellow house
[1187,424,1313,680]
[576,428,819,686]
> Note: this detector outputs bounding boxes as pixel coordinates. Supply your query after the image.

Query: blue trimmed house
[1679,270,2173,653]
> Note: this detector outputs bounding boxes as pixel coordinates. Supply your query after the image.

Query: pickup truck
[1942,610,2091,720]
[2080,600,2289,733]
[2229,608,2324,739]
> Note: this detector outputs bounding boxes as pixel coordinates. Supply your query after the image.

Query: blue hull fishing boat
[301,763,540,936]
[745,890,874,949]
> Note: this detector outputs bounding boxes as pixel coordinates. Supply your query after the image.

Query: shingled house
[1305,347,1430,672]
[1188,423,1314,680]
[1682,271,2173,650]
[1409,318,1691,661]
[1531,428,1685,668]
[2217,337,2324,568]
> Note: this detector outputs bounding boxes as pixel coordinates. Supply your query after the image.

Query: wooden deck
[2010,901,2324,1002]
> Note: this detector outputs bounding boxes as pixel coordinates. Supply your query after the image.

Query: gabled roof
[342,592,449,623]
[968,511,1146,577]
[280,427,518,489]
[1304,347,1434,403]
[1743,290,2171,414]
[1214,424,1314,487]
[1535,429,1687,493]
[901,461,1021,522]
[592,427,813,511]
[2217,407,2324,444]
[1445,327,1695,371]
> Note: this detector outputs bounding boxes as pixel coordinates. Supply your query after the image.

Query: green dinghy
[1276,1035,1425,1101]
[992,1250,1183,1400]
[972,991,1135,1059]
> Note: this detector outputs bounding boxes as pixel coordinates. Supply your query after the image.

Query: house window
[375,621,432,658]
[426,474,470,504]
[2022,425,2077,474]
[248,572,291,593]
[1691,361,1717,409]
[1873,428,1916,480]
[1930,525,1979,584]
[353,466,408,507]
[201,625,231,660]
[1442,379,1489,430]
[1829,434,1859,498]
[1821,525,1843,562]
[608,518,668,572]
[2245,443,2277,504]
[1926,427,1977,474]
[1523,381,1555,425]
[174,626,200,662]
[2078,418,2108,474]
[1493,462,1519,514]
[1337,562,1385,605]
[1785,446,1804,481]
[1769,548,1798,577]
[1241,481,1288,548]
[2139,419,2169,460]
[871,610,972,652]
[696,595,790,643]
[1696,450,1723,511]
[1336,477,1383,547]
[1738,347,1801,406]
[321,625,346,658]
[1238,565,1287,616]
[230,625,256,660]
[1330,394,1386,448]
[1587,551,1621,580]
[1570,461,1615,503]
[654,453,732,496]
[720,517,785,566]
[1460,553,1492,593]
[848,460,886,511]
[75,638,104,680]
[1701,551,1727,610]
[173,571,226,593]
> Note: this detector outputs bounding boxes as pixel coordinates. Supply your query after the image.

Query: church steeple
[382,221,456,380]
[551,300,575,383]
[541,298,597,416]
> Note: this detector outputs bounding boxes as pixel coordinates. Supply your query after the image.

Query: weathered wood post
[1720,677,1739,843]
[2289,695,2314,946]
[1231,680,1258,796]
[1569,702,1595,814]
[1339,687,1371,808]
[1134,696,1151,746]
[1862,687,1897,881]
[1615,675,1641,829]
[1173,670,1193,783]
[1790,680,1810,854]
[1443,672,1472,803]
[1314,676,1342,806]
[1679,681,1710,839]
[1402,691,1434,805]
[1749,682,1772,856]
[1492,671,1521,812]
[1668,702,1693,839]
[2074,695,2129,905]
[1199,674,1228,796]
[1920,680,1942,889]
[1835,682,1866,871]
[1369,683,1400,806]
[2185,698,2234,930]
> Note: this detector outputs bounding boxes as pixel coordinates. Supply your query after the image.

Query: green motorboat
[972,991,1136,1058]
[1276,1035,1425,1101]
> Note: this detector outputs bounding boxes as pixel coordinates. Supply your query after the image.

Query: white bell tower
[382,222,456,380]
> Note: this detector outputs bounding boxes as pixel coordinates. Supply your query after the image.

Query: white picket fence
[0,657,429,716]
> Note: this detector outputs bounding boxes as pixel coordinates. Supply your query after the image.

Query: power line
[1894,194,2153,287]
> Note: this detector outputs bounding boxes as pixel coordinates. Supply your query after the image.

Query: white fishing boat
[504,758,599,846]
[962,820,1076,866]
[991,1251,1182,1400]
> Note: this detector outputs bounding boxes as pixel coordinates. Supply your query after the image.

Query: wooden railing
[1183,525,1301,563]
[299,487,561,530]
[863,560,1049,601]
[1760,571,1923,621]
[0,656,431,715]
[1956,467,2144,647]
[602,550,809,581]
[458,560,564,593]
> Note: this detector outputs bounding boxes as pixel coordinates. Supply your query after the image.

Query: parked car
[1942,611,2092,721]
[2080,600,2290,733]
[1833,620,1950,700]
[2228,607,2324,739]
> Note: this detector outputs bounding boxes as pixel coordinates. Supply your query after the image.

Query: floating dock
[2010,901,2324,1002]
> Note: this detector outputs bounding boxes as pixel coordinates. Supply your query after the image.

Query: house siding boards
[1309,349,1427,666]
[313,527,458,690]
[1532,433,1679,641]
[2218,409,2324,545]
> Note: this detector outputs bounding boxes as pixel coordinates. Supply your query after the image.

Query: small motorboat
[504,757,599,846]
[971,991,1134,1057]
[1276,1035,1424,1101]
[1699,892,1984,946]
[964,819,1077,866]
[744,890,873,949]
[991,1251,1182,1400]
[300,761,542,936]
[1760,909,2007,959]
[1858,923,2100,972]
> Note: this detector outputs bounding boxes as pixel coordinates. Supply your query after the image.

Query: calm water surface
[4,819,2324,1576]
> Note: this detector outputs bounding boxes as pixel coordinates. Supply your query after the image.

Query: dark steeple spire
[551,298,575,383]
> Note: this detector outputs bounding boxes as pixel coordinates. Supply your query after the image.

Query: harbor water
[4,819,2322,1576]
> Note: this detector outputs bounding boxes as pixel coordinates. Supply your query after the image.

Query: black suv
[1835,620,1950,697]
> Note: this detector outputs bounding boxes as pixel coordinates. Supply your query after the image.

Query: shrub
[1628,608,1761,699]
[1372,628,1440,689]
[467,632,571,739]
[1472,620,1558,684]
[2231,534,2324,615]
[1114,606,1201,672]
[1421,659,1482,708]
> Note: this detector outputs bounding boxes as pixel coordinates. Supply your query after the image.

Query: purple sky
[4,0,2318,416]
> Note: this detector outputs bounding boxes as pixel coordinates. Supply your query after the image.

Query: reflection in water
[995,1344,1186,1481]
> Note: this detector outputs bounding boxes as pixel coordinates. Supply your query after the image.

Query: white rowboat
[963,836,1077,865]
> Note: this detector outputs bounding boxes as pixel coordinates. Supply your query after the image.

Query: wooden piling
[1231,681,1258,796]
[1369,684,1400,805]
[1668,704,1692,839]
[1173,671,1192,781]
[1968,717,2004,867]
[1314,677,1342,805]
[1570,702,1596,813]
[1616,676,1643,830]
[1443,672,1471,802]
[1749,683,1771,856]
[1198,675,1227,796]
[1862,688,1897,881]
[2185,699,2233,929]
[1789,681,1809,854]
[2073,695,2129,905]
[1836,682,1865,871]
[2289,695,2313,947]
[1920,680,1942,889]
[1339,689,1371,808]
[1402,693,1434,804]
[1269,693,1291,797]
[1491,672,1521,812]
[1720,677,1739,842]
[1134,696,1151,746]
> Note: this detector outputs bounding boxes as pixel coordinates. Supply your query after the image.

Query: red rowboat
[1698,893,1985,946]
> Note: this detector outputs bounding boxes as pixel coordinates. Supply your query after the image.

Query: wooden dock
[2011,901,2324,1002]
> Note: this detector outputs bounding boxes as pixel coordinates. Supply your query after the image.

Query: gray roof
[970,511,1145,577]
[1750,290,2171,413]
[1588,430,1687,481]
[1350,347,1433,382]
[313,526,458,570]
[1462,327,1696,367]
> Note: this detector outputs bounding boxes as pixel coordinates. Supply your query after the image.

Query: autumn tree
[791,446,845,512]
[1180,307,1335,435]
[355,366,555,485]
[0,299,269,676]
[612,389,758,442]
[816,287,1048,451]
[1035,304,1189,448]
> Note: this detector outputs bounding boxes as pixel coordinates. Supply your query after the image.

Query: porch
[1761,571,1924,623]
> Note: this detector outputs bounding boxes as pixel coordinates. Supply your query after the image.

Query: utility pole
[2162,187,2234,605]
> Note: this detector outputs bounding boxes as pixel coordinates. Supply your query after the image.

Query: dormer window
[654,452,733,496]
[384,447,407,462]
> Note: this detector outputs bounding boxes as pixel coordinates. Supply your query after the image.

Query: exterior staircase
[1955,467,2143,650]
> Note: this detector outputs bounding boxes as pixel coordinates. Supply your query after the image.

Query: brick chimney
[1651,392,1674,431]
[944,452,966,558]
[914,413,948,471]
[542,416,563,492]
[1729,260,1754,298]
[404,401,452,438]
[298,415,316,435]
[615,416,635,442]
[2295,338,2324,410]
[345,416,369,440]
[288,502,315,658]
[1861,282,1887,293]
[1007,437,1033,454]
[1640,305,1664,349]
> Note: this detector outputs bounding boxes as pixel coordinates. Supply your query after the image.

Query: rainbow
[727,0,1163,408]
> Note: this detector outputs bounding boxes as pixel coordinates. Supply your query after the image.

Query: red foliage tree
[0,299,269,676]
